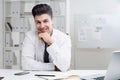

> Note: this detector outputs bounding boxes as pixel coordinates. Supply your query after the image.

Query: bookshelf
[0,0,4,68]
[3,0,70,69]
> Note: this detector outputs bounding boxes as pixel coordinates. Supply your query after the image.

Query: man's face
[34,14,53,34]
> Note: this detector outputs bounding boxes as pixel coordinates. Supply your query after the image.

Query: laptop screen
[104,51,120,80]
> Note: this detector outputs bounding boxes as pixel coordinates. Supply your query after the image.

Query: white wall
[1,0,120,70]
[70,0,120,69]
[0,0,3,68]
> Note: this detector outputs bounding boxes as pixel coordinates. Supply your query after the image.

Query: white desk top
[0,69,106,80]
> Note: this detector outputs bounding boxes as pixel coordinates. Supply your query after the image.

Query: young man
[21,4,71,72]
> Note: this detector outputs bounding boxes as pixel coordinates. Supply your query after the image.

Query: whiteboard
[75,14,120,48]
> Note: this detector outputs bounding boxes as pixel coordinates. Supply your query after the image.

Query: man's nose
[40,23,44,28]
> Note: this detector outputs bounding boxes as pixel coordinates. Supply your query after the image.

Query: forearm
[22,56,54,71]
[47,42,71,72]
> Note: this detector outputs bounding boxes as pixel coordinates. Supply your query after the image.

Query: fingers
[38,32,53,45]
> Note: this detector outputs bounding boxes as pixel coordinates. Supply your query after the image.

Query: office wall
[0,0,3,68]
[0,0,120,70]
[70,0,120,69]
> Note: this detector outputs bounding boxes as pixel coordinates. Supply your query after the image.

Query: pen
[14,72,30,75]
[35,74,55,77]
[0,77,4,79]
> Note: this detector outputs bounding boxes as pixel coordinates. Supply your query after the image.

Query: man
[21,4,71,72]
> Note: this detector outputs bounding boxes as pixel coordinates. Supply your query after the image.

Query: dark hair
[32,4,53,18]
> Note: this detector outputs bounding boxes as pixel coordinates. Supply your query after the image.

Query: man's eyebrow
[43,19,48,21]
[35,19,41,22]
[35,20,40,22]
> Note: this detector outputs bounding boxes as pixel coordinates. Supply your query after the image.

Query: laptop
[80,51,120,80]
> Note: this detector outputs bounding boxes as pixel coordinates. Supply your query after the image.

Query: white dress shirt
[21,29,71,72]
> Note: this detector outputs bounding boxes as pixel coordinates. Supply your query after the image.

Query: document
[35,73,80,80]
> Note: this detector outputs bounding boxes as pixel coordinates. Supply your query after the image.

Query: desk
[0,69,106,80]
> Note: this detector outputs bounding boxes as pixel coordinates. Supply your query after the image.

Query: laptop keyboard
[93,76,105,80]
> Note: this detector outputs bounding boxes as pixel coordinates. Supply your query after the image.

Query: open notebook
[80,51,120,80]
